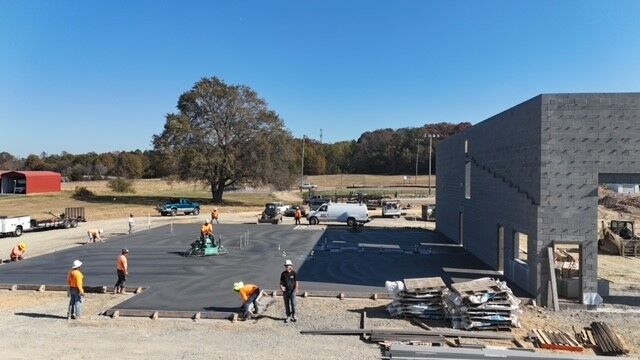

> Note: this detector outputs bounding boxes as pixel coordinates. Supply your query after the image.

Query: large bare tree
[153,77,296,203]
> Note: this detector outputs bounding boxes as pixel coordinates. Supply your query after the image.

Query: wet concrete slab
[0,224,526,314]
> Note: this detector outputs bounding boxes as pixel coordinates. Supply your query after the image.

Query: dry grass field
[0,175,435,221]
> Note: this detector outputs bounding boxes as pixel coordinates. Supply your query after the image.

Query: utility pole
[415,142,420,185]
[301,135,306,189]
[320,129,323,144]
[427,133,440,196]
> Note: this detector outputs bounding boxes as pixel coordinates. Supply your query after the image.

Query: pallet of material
[445,277,521,330]
[386,277,449,320]
[530,329,583,352]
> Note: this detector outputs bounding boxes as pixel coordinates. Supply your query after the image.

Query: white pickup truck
[0,216,31,237]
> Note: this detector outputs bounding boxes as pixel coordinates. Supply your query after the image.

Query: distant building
[0,171,62,194]
[608,184,640,194]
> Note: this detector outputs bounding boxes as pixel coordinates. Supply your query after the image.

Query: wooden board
[451,278,501,294]
[404,277,446,290]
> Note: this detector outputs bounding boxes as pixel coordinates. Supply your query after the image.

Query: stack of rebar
[590,322,628,355]
[386,277,448,320]
[445,277,521,330]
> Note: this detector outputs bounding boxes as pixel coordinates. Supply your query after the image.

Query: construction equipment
[600,220,640,256]
[184,235,228,257]
[258,203,282,224]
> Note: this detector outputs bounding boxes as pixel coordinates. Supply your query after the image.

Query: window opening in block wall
[464,161,471,199]
[514,231,528,264]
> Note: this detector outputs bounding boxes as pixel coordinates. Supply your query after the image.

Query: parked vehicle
[308,197,332,210]
[382,200,402,218]
[300,183,318,190]
[30,211,80,231]
[283,206,307,217]
[156,199,201,216]
[306,202,369,226]
[258,203,283,224]
[0,216,31,237]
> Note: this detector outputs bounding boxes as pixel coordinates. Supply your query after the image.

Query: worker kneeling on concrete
[87,228,104,243]
[233,281,262,320]
[10,242,27,261]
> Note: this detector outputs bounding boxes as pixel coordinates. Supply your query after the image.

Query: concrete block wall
[538,93,640,300]
[436,96,542,296]
[437,93,640,303]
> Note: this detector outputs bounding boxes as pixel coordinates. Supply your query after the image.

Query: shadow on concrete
[14,312,67,320]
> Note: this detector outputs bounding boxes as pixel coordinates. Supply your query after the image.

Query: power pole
[320,129,323,144]
[301,136,306,189]
[427,134,440,196]
[415,142,420,185]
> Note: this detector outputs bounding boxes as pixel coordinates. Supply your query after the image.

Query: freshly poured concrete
[0,224,522,314]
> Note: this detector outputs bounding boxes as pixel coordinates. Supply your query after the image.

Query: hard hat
[72,260,83,269]
[233,281,244,291]
[284,259,293,267]
[205,219,210,224]
[214,207,218,210]
[18,242,27,250]
[296,206,299,209]
[121,248,129,254]
[98,229,104,234]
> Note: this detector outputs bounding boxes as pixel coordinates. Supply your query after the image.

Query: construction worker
[211,208,220,224]
[67,260,84,320]
[233,281,262,320]
[114,248,129,294]
[10,242,27,261]
[128,214,135,234]
[87,228,104,243]
[201,219,213,238]
[294,207,302,225]
[280,259,299,323]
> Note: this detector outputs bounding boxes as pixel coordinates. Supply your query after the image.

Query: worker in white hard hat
[67,260,84,319]
[233,281,262,320]
[87,228,104,243]
[280,259,299,323]
[211,208,220,224]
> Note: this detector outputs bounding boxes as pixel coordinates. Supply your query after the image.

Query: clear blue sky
[1,1,639,157]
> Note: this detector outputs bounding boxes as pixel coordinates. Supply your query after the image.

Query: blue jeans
[242,289,260,317]
[283,290,297,317]
[69,288,83,318]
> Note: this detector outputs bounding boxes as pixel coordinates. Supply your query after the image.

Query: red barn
[0,171,62,194]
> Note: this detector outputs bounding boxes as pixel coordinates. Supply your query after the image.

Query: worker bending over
[67,260,84,320]
[10,243,27,261]
[233,281,262,320]
[87,228,104,243]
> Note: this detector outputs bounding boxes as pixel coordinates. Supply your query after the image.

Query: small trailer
[29,211,80,231]
[0,216,32,237]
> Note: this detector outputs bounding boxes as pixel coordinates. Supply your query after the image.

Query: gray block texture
[436,93,640,304]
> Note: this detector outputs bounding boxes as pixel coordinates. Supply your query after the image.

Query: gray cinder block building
[436,93,640,304]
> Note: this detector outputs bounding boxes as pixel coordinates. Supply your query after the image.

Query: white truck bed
[0,216,31,237]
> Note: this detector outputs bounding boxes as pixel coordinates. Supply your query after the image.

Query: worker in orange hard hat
[10,242,27,261]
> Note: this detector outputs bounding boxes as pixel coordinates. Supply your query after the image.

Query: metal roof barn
[0,171,62,194]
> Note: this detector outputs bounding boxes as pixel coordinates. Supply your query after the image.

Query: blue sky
[1,1,639,157]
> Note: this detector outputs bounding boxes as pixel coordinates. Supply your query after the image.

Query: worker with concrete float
[10,242,27,261]
[233,281,262,320]
[200,219,214,244]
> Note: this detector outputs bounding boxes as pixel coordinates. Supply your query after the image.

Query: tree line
[2,77,470,202]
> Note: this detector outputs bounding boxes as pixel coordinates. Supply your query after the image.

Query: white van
[306,203,369,226]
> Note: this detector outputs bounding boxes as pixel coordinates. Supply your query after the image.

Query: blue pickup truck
[156,199,201,216]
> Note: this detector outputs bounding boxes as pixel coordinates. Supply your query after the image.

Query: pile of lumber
[530,329,583,352]
[445,278,521,330]
[589,322,629,355]
[386,277,448,320]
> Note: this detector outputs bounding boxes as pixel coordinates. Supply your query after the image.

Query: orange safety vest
[238,284,259,303]
[201,223,213,235]
[68,269,84,294]
[117,254,128,271]
[294,209,302,219]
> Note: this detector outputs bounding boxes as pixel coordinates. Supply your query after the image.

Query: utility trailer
[0,216,31,237]
[28,210,82,232]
